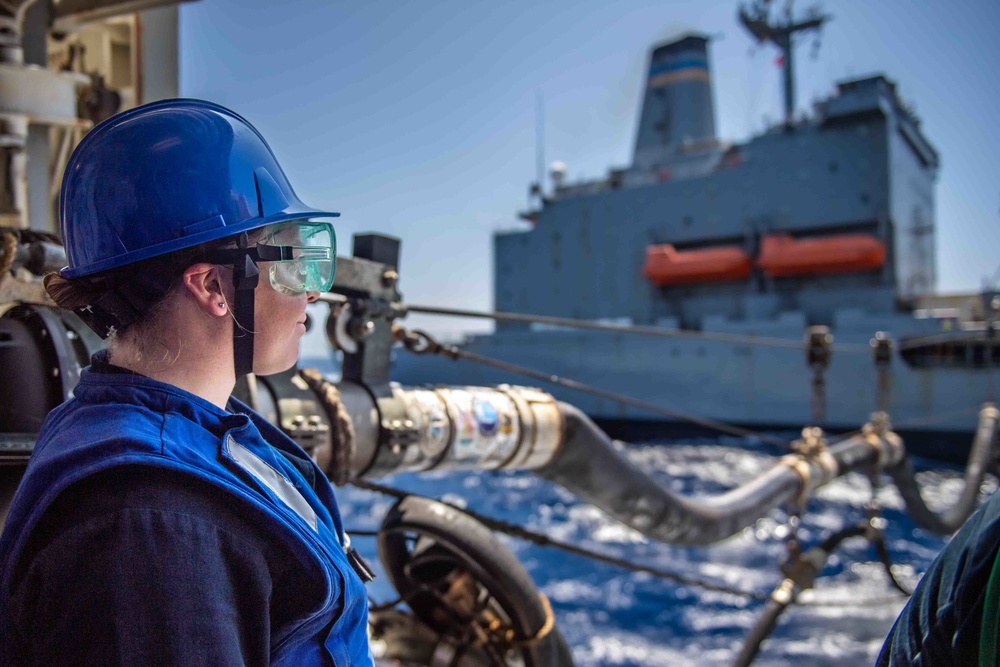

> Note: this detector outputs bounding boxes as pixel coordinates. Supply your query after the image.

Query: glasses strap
[229,235,260,378]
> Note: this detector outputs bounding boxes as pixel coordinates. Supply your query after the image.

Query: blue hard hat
[59,98,339,278]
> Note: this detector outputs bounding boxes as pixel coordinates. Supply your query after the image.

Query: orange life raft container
[642,244,753,286]
[756,233,886,278]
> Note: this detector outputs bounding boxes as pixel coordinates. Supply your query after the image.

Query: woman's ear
[182,263,230,318]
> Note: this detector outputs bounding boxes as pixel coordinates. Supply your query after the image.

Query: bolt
[381,269,399,288]
[348,317,375,341]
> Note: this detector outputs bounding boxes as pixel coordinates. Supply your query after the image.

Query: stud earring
[219,302,226,309]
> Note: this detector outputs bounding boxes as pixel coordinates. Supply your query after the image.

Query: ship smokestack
[633,34,716,168]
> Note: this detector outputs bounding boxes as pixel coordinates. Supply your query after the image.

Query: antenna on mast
[529,90,545,205]
[536,91,545,197]
[738,0,830,125]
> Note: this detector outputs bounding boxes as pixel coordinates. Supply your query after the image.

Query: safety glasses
[256,221,336,295]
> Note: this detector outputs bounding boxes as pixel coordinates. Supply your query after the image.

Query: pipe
[537,403,902,546]
[342,384,564,480]
[886,403,998,535]
[338,384,992,547]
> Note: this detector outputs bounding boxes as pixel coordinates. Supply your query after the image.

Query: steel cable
[349,483,910,613]
[403,303,871,353]
[352,480,770,602]
[396,326,992,457]
[397,327,792,447]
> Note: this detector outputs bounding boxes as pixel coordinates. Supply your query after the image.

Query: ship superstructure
[392,7,998,455]
[504,31,938,330]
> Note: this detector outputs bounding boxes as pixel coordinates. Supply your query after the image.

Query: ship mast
[738,0,829,125]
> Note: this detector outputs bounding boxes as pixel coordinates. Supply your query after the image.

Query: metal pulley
[804,326,832,370]
[870,331,893,412]
[804,326,832,423]
[870,331,892,367]
[327,300,376,354]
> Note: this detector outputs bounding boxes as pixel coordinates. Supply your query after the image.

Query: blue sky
[180,0,1000,338]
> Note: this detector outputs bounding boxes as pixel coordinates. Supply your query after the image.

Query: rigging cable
[403,303,871,353]
[353,479,769,602]
[397,326,910,451]
[393,328,999,538]
[349,481,912,612]
[393,322,987,448]
[396,326,792,447]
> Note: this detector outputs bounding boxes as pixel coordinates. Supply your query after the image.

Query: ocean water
[336,435,992,667]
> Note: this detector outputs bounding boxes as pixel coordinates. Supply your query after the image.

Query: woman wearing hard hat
[0,99,372,666]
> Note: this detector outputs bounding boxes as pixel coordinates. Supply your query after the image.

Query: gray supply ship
[391,4,1000,460]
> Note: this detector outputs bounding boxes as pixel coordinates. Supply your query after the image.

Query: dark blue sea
[335,435,986,666]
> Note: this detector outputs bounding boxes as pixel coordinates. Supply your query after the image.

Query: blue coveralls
[877,489,1000,666]
[0,357,372,666]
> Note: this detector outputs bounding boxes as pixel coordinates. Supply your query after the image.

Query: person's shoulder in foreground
[877,489,1000,666]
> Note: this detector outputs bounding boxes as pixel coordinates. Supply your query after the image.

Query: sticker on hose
[473,398,498,436]
[413,390,450,458]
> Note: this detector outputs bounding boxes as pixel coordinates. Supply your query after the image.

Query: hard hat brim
[60,209,340,279]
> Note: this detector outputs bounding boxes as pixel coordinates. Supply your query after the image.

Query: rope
[395,326,792,448]
[299,367,356,486]
[404,303,871,353]
[0,231,17,283]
